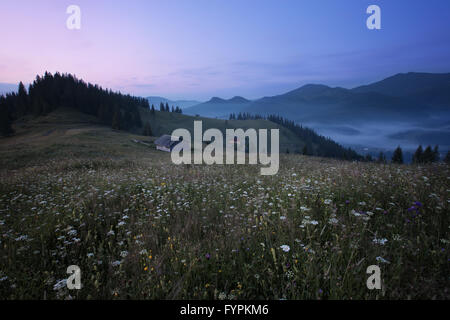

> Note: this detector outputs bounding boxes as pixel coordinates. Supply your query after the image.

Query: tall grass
[0,155,448,299]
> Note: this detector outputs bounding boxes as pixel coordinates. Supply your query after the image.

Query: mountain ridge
[181,72,450,150]
[146,96,202,109]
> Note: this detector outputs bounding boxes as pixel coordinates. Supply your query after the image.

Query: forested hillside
[0,72,149,135]
[0,72,362,161]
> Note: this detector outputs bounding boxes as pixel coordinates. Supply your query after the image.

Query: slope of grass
[0,109,448,299]
[0,108,165,170]
[139,109,306,153]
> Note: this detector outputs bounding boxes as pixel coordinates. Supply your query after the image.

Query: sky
[1,0,450,100]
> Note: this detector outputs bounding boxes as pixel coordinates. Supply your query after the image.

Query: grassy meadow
[0,110,449,299]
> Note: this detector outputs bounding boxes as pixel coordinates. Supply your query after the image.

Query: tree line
[228,113,362,161]
[229,112,263,120]
[229,112,450,164]
[367,145,447,164]
[266,114,363,161]
[0,72,150,135]
[152,102,182,114]
[412,145,440,164]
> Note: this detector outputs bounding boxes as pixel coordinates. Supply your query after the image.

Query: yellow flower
[144,266,148,271]
[205,283,210,288]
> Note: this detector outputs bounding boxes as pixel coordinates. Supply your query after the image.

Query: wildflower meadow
[0,153,448,299]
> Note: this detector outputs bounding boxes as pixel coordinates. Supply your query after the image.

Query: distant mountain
[169,72,450,149]
[184,96,251,118]
[228,96,250,103]
[353,72,450,107]
[1,72,361,160]
[238,72,450,151]
[243,84,425,125]
[150,73,450,151]
[0,83,18,96]
[352,72,450,97]
[146,96,202,110]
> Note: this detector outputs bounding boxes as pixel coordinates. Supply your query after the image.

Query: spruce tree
[445,151,450,164]
[112,109,121,130]
[413,145,423,164]
[0,99,14,136]
[143,121,153,136]
[123,110,133,130]
[302,145,308,155]
[17,82,28,116]
[433,145,439,162]
[377,151,386,164]
[392,146,403,164]
[423,145,434,163]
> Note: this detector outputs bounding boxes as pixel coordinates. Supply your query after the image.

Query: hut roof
[154,135,181,149]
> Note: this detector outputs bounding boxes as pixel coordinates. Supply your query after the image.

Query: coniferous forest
[229,112,362,161]
[266,114,362,160]
[0,72,149,135]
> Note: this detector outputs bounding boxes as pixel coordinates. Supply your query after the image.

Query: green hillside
[0,107,305,170]
[139,108,306,153]
[1,104,361,171]
[1,117,448,299]
[0,108,164,169]
[1,73,360,161]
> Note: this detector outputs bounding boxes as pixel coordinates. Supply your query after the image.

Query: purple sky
[1,0,450,100]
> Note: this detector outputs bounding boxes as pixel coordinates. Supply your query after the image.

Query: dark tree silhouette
[413,145,424,164]
[0,96,14,136]
[433,145,439,162]
[392,146,404,164]
[228,112,361,160]
[423,145,434,163]
[377,151,386,164]
[266,114,361,160]
[0,72,147,133]
[445,151,450,164]
[143,121,153,136]
[112,108,121,130]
